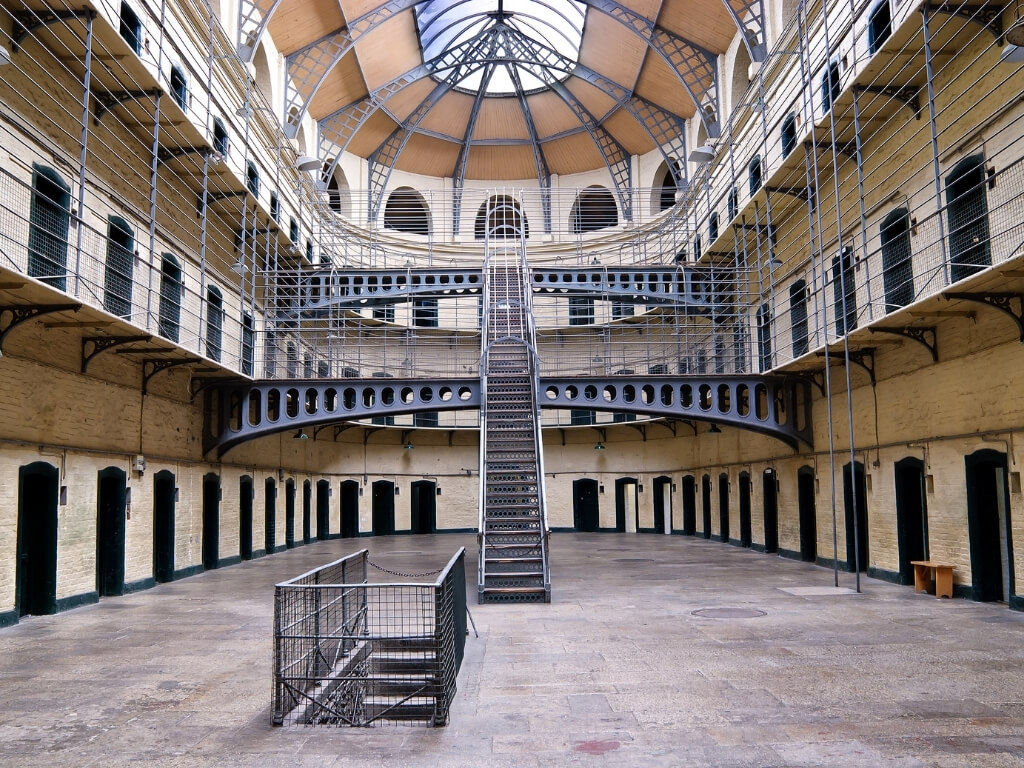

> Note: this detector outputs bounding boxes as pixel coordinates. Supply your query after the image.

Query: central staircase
[478,238,550,603]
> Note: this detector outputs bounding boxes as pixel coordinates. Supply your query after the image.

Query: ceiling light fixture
[1000,43,1024,63]
[295,155,320,172]
[594,441,606,450]
[293,429,308,439]
[689,143,716,164]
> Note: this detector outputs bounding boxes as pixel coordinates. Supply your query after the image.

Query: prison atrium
[1,0,1024,760]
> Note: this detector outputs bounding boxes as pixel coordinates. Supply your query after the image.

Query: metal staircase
[478,233,550,604]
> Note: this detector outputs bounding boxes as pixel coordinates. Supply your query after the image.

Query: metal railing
[272,548,466,728]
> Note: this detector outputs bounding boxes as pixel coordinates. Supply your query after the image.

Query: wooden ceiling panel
[542,134,606,176]
[472,98,531,141]
[634,56,697,118]
[337,0,408,25]
[346,110,399,157]
[565,79,618,122]
[616,0,663,21]
[657,0,736,54]
[527,92,581,139]
[465,146,538,180]
[353,15,423,92]
[309,52,368,119]
[602,108,657,156]
[268,0,346,55]
[394,134,459,177]
[381,78,440,123]
[418,92,476,139]
[578,12,646,90]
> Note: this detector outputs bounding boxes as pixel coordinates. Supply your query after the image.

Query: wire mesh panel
[272,548,466,728]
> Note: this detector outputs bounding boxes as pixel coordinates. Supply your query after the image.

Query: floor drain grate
[692,607,767,619]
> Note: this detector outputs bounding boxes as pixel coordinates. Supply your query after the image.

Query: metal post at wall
[920,4,950,287]
[73,11,96,299]
[851,88,874,320]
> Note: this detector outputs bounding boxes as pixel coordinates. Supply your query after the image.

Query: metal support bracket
[923,3,1002,39]
[142,357,202,394]
[868,326,937,361]
[158,145,220,164]
[790,369,826,396]
[93,89,162,124]
[945,292,1024,341]
[818,347,876,385]
[11,9,94,51]
[765,185,809,202]
[804,139,858,160]
[82,334,151,372]
[190,375,242,401]
[854,85,921,119]
[0,303,81,352]
[209,190,248,203]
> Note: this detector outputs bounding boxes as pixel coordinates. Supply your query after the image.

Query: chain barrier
[366,558,445,579]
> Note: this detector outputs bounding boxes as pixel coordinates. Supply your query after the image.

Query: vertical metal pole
[851,88,874,319]
[921,4,950,285]
[198,151,210,351]
[73,12,96,299]
[145,92,162,333]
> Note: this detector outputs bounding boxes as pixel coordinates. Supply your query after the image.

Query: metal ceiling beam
[721,0,767,63]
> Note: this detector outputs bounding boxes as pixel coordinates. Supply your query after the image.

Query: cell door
[372,481,396,536]
[153,470,175,583]
[239,476,253,561]
[681,476,697,536]
[718,473,730,543]
[894,458,927,585]
[653,476,672,534]
[843,462,869,573]
[573,479,599,532]
[798,467,817,562]
[411,480,437,534]
[615,478,638,533]
[97,467,127,597]
[202,474,220,570]
[701,475,713,539]
[264,478,277,553]
[302,481,312,544]
[340,481,360,538]
[317,479,331,539]
[285,480,296,548]
[17,462,59,617]
[965,450,1014,602]
[762,469,778,553]
[738,473,752,548]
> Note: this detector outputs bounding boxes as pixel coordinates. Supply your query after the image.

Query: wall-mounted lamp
[1001,44,1024,62]
[765,255,783,269]
[594,441,606,450]
[436,485,442,496]
[295,155,321,172]
[638,484,644,493]
[599,484,605,494]
[688,143,716,164]
[394,485,400,495]
[404,442,415,450]
[229,257,247,276]
[293,429,308,440]
[708,423,722,434]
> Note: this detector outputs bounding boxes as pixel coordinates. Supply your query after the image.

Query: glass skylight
[415,0,585,95]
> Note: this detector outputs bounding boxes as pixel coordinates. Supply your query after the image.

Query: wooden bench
[911,560,954,599]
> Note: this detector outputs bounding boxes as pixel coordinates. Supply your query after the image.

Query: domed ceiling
[238,0,765,203]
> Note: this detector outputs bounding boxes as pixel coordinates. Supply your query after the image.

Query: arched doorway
[340,480,359,538]
[615,477,638,533]
[843,462,869,573]
[202,473,220,570]
[239,475,253,561]
[762,469,779,553]
[894,457,927,585]
[946,154,990,282]
[653,476,672,534]
[718,473,730,543]
[965,450,1014,602]
[153,470,175,582]
[302,480,312,544]
[285,480,296,548]
[681,475,697,535]
[372,481,396,536]
[573,479,600,532]
[797,466,817,562]
[18,462,59,616]
[316,479,331,539]
[701,474,713,539]
[738,472,752,547]
[264,477,277,553]
[411,480,437,534]
[96,467,127,597]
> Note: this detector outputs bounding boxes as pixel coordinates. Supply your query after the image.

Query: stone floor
[2,533,1024,767]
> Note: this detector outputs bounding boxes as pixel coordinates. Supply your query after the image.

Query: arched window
[475,195,529,239]
[384,188,430,235]
[709,212,719,242]
[158,254,182,343]
[246,162,259,198]
[570,186,618,233]
[286,342,297,378]
[241,313,254,376]
[781,112,798,158]
[252,43,273,105]
[119,2,142,54]
[170,65,188,109]
[206,286,223,361]
[104,216,134,318]
[832,246,857,335]
[727,188,738,221]
[757,303,772,371]
[789,279,808,357]
[880,207,913,311]
[946,154,990,282]
[269,192,279,222]
[213,118,229,157]
[748,155,762,196]
[821,61,841,114]
[28,165,71,290]
[694,234,702,257]
[868,0,892,54]
[655,160,683,212]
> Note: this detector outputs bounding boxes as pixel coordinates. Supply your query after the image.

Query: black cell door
[17,462,59,617]
[153,470,175,582]
[894,458,927,585]
[97,468,127,597]
[317,479,331,539]
[372,481,396,536]
[701,475,712,539]
[798,467,817,562]
[946,154,991,282]
[411,481,437,534]
[302,481,312,544]
[653,476,671,533]
[264,478,276,553]
[573,479,600,532]
[615,478,637,532]
[340,481,359,538]
[718,473,730,543]
[285,480,296,548]
[239,476,253,561]
[965,450,1014,602]
[843,463,869,572]
[738,473,752,547]
[762,469,779,553]
[202,473,220,569]
[681,476,697,536]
